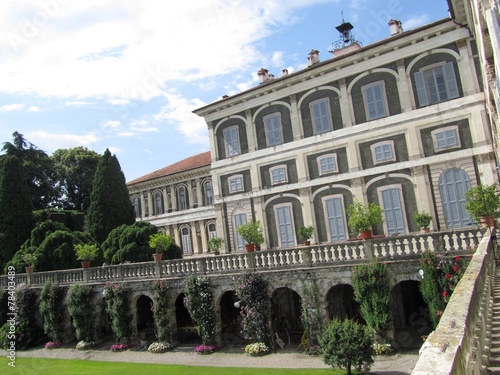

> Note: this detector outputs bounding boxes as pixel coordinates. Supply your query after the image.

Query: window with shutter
[414,62,459,107]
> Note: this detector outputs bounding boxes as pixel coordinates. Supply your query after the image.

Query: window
[208,223,217,239]
[132,196,140,218]
[181,227,191,254]
[234,213,247,251]
[432,126,460,151]
[379,186,406,235]
[310,98,333,134]
[264,113,283,146]
[371,141,395,164]
[204,180,213,205]
[415,62,459,106]
[323,196,347,241]
[362,81,388,120]
[228,175,244,193]
[270,165,288,185]
[275,204,296,247]
[317,154,338,175]
[224,126,240,156]
[154,191,163,215]
[178,186,187,210]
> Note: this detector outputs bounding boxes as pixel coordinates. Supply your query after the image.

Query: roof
[127,151,211,185]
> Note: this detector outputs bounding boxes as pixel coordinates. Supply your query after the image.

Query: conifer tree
[0,155,34,271]
[86,149,135,243]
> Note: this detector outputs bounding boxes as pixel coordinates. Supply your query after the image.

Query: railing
[0,228,485,289]
[411,230,496,375]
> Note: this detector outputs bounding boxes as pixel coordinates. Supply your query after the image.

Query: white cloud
[28,105,39,112]
[403,15,430,30]
[65,100,89,107]
[27,130,99,152]
[272,51,284,67]
[0,103,24,111]
[103,120,121,128]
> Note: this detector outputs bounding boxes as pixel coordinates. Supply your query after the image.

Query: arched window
[204,180,213,205]
[208,223,216,238]
[154,191,163,215]
[178,186,187,210]
[181,227,191,255]
[132,196,140,218]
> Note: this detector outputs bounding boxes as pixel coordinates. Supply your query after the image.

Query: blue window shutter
[443,62,459,99]
[414,71,429,107]
[325,197,346,241]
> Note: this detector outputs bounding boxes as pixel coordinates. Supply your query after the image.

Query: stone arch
[391,280,432,348]
[271,287,302,345]
[136,294,154,342]
[325,283,361,322]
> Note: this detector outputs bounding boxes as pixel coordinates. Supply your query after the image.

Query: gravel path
[6,341,420,374]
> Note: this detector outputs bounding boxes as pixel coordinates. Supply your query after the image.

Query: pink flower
[455,256,461,261]
[442,291,448,297]
[445,273,451,279]
[453,266,459,273]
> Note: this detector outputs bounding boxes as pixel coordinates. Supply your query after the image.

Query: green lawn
[2,357,357,375]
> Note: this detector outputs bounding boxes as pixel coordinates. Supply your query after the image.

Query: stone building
[129,12,498,256]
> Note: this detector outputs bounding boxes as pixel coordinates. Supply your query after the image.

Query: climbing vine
[300,279,323,350]
[103,282,132,343]
[40,279,65,345]
[151,279,171,343]
[184,276,215,345]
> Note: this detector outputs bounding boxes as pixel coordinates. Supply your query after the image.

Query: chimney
[307,50,320,66]
[258,68,271,83]
[388,19,403,35]
[222,95,229,99]
[282,68,288,76]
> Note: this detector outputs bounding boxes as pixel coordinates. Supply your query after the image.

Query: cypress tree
[0,155,34,272]
[87,149,135,244]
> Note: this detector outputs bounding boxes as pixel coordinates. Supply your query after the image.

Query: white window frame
[274,203,296,247]
[181,226,192,255]
[371,141,396,164]
[233,212,247,251]
[223,125,240,157]
[361,80,389,120]
[415,61,459,107]
[132,196,140,218]
[228,174,244,193]
[322,194,348,242]
[377,184,408,235]
[178,185,187,210]
[264,112,283,147]
[431,126,460,151]
[309,98,333,134]
[204,179,213,205]
[208,222,217,239]
[317,153,338,175]
[270,165,288,185]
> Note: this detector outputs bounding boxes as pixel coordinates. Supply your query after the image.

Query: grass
[2,357,359,375]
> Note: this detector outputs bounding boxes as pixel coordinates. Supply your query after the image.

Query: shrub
[183,276,215,345]
[67,284,98,343]
[103,282,132,343]
[194,344,217,354]
[148,341,173,353]
[39,279,65,345]
[245,342,269,356]
[352,260,391,341]
[151,280,171,342]
[300,279,323,348]
[318,318,374,375]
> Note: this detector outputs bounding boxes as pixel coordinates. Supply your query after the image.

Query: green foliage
[51,147,100,211]
[40,280,66,343]
[87,149,135,244]
[465,184,500,221]
[300,279,323,347]
[234,272,272,345]
[33,210,85,231]
[0,155,34,271]
[0,291,7,327]
[184,276,215,345]
[103,282,132,342]
[346,199,383,233]
[22,252,38,267]
[207,237,223,252]
[74,243,99,261]
[318,318,374,375]
[419,250,470,328]
[149,233,173,253]
[352,261,391,340]
[298,226,314,242]
[413,212,432,228]
[67,284,98,343]
[151,280,171,342]
[236,221,263,245]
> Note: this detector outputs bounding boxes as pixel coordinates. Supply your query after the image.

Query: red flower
[442,291,448,297]
[453,266,459,273]
[445,273,451,279]
[455,256,461,261]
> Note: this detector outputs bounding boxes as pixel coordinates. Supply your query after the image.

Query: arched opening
[271,287,302,346]
[136,295,154,342]
[391,280,432,348]
[175,293,199,344]
[220,291,245,347]
[326,284,362,322]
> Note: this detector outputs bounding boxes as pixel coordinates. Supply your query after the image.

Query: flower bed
[76,341,96,350]
[148,341,173,353]
[44,341,62,349]
[111,343,129,352]
[194,344,217,354]
[245,342,269,356]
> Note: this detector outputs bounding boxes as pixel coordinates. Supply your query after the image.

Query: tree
[51,147,100,211]
[318,318,374,375]
[2,131,58,209]
[0,155,34,271]
[86,149,135,244]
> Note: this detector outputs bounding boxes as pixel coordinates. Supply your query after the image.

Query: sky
[0,0,450,182]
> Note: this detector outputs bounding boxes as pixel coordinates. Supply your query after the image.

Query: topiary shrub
[184,276,215,345]
[67,284,98,344]
[318,318,374,375]
[39,279,66,345]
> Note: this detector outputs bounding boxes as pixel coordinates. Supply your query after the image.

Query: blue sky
[0,0,450,182]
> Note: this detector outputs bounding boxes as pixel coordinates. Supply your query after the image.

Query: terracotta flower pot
[358,229,373,240]
[81,261,91,269]
[25,266,33,274]
[245,243,255,252]
[420,228,430,233]
[480,215,496,228]
[152,253,163,262]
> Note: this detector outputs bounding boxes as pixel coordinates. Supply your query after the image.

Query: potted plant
[22,252,37,273]
[236,220,263,252]
[413,212,432,233]
[298,226,314,245]
[149,233,173,261]
[74,243,99,268]
[207,237,223,255]
[465,184,500,228]
[346,199,384,240]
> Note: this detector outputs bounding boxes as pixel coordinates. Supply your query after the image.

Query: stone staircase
[488,267,500,374]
